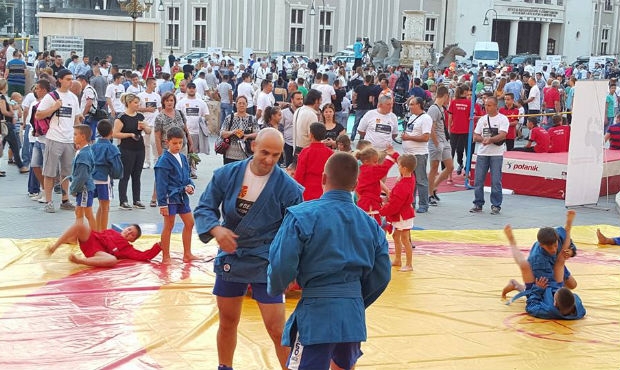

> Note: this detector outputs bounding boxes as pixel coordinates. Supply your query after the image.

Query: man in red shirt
[542,80,561,129]
[513,117,550,153]
[499,93,520,151]
[548,115,570,153]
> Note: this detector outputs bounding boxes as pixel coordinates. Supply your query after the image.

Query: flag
[162,56,171,74]
[142,54,155,80]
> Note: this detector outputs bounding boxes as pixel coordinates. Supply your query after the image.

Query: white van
[472,41,500,68]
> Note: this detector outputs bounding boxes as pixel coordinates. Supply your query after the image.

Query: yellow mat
[0,225,618,369]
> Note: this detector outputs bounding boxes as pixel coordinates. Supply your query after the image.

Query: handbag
[214,113,234,155]
[0,119,8,136]
[486,115,506,146]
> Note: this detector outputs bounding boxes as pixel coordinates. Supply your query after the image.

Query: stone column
[611,0,620,55]
[539,22,550,58]
[508,20,519,56]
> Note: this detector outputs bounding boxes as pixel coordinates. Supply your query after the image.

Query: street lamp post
[158,0,173,54]
[483,8,498,42]
[309,0,326,63]
[117,0,154,70]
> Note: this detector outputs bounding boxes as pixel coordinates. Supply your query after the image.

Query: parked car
[510,54,540,68]
[334,55,355,71]
[178,51,211,66]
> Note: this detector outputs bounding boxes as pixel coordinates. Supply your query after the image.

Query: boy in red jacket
[355,144,399,223]
[295,122,334,200]
[380,154,416,272]
[48,222,161,267]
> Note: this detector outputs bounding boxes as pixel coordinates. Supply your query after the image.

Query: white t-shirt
[528,85,540,110]
[217,82,233,104]
[172,152,183,167]
[81,85,97,115]
[38,90,80,144]
[138,91,162,127]
[176,97,209,135]
[256,91,275,126]
[105,83,126,114]
[474,113,510,156]
[237,82,255,108]
[315,83,336,108]
[401,112,432,155]
[27,50,37,65]
[358,109,399,151]
[193,77,208,98]
[236,164,273,216]
[126,84,144,94]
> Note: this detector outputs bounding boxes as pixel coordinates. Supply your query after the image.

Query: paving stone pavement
[0,150,618,239]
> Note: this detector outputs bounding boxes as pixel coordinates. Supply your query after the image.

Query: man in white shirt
[192,71,209,98]
[76,75,98,143]
[138,77,162,168]
[314,73,336,109]
[293,89,322,153]
[471,96,509,215]
[217,74,234,126]
[525,77,541,124]
[105,72,126,118]
[400,96,432,213]
[176,82,210,177]
[26,46,37,67]
[281,90,304,167]
[254,61,269,89]
[236,72,255,115]
[255,79,275,127]
[358,95,399,151]
[34,69,83,212]
[125,73,144,94]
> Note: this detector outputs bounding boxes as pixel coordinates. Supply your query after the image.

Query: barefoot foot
[399,265,413,272]
[183,254,201,263]
[47,244,59,255]
[501,278,525,299]
[68,254,84,264]
[161,256,172,264]
[391,260,402,267]
[596,228,608,244]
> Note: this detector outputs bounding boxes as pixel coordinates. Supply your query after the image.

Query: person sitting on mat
[512,116,550,153]
[596,228,620,245]
[502,210,578,298]
[48,222,161,267]
[503,217,586,320]
[604,113,620,150]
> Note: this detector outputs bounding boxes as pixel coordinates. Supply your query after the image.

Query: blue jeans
[84,116,99,141]
[473,155,504,208]
[220,103,233,126]
[336,111,349,132]
[351,109,369,141]
[21,125,31,167]
[414,154,429,211]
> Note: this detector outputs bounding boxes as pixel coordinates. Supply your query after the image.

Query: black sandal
[0,171,6,177]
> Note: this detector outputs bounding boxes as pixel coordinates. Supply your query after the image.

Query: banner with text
[565,80,608,207]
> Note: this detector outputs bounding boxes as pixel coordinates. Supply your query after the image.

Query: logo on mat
[223,263,231,272]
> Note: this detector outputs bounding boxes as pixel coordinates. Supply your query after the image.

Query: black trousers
[2,122,24,168]
[450,133,471,168]
[284,143,294,167]
[119,147,145,204]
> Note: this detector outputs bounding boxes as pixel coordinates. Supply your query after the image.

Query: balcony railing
[192,40,206,48]
[290,44,304,52]
[165,39,179,47]
[319,44,333,53]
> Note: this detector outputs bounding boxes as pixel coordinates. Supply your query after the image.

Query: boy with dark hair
[547,114,570,153]
[503,212,586,320]
[154,126,198,264]
[513,116,550,153]
[91,119,124,231]
[70,124,96,229]
[48,222,161,267]
[502,211,578,298]
[294,122,334,200]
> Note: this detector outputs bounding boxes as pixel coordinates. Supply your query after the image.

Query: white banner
[413,60,421,78]
[565,80,608,207]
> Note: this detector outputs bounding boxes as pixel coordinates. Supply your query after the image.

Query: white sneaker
[143,163,150,169]
[38,194,48,203]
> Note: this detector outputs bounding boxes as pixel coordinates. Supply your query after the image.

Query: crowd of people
[2,35,620,369]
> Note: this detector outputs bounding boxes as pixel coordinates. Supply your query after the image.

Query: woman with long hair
[219,95,259,164]
[263,105,282,130]
[495,77,507,108]
[113,93,151,210]
[322,103,346,149]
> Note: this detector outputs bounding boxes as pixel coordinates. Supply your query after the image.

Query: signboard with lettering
[495,4,564,23]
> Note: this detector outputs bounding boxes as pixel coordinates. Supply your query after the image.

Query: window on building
[167,6,180,48]
[544,0,552,4]
[557,0,564,5]
[192,7,207,48]
[319,10,333,53]
[601,28,609,54]
[425,17,437,42]
[604,0,613,11]
[535,0,543,4]
[290,9,305,52]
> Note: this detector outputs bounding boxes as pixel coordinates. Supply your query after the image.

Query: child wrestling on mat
[48,223,161,267]
[502,211,585,320]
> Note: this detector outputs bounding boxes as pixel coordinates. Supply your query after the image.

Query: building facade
[24,0,620,64]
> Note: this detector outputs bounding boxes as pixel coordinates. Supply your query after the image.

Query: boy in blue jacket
[503,212,586,320]
[154,126,197,264]
[91,119,123,231]
[70,124,96,230]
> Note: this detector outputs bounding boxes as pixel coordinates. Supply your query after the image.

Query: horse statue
[369,40,389,69]
[437,43,467,69]
[383,38,402,68]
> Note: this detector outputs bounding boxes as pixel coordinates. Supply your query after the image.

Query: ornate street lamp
[310,0,326,62]
[483,8,498,42]
[117,0,154,70]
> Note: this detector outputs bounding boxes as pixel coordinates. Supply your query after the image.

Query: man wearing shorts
[47,223,161,267]
[35,69,83,213]
[29,79,52,203]
[268,152,392,369]
[194,128,303,370]
[427,86,454,205]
